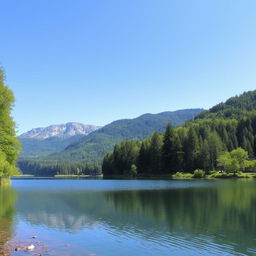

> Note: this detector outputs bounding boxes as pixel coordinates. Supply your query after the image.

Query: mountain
[20,122,101,139]
[19,122,101,157]
[196,90,256,120]
[48,109,203,162]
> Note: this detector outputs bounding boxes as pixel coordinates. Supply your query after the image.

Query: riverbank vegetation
[0,69,20,177]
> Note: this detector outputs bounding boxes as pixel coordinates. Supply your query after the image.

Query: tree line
[102,112,256,176]
[18,159,102,176]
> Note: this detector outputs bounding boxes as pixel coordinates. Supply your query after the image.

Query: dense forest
[102,91,256,177]
[0,69,20,177]
[18,159,101,176]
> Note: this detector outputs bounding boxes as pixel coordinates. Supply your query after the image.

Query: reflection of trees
[104,180,256,253]
[0,182,17,254]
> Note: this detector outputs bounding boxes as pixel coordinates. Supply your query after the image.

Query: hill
[196,90,256,119]
[19,122,101,157]
[102,90,256,177]
[48,109,203,162]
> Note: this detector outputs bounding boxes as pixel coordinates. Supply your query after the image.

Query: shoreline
[103,172,256,180]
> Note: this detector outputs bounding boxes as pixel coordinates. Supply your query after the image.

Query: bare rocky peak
[20,122,101,139]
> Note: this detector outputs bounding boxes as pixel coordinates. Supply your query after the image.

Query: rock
[27,244,35,250]
[20,123,101,139]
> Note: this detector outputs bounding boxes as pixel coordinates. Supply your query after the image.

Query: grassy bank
[171,171,256,180]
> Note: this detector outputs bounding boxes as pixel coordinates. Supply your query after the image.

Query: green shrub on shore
[192,169,205,178]
[171,172,193,179]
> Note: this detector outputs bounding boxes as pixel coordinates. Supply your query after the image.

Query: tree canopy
[0,69,20,177]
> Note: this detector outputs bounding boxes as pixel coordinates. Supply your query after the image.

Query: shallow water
[0,179,256,255]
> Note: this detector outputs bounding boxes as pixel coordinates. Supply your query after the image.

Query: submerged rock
[27,244,35,250]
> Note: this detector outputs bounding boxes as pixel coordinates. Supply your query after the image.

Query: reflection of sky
[12,179,217,192]
[16,218,240,256]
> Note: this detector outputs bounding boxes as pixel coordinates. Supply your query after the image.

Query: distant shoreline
[6,172,256,180]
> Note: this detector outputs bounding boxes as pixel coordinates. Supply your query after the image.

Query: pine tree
[185,127,200,172]
[148,132,163,174]
[162,124,183,174]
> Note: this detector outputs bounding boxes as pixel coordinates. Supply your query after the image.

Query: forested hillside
[48,109,203,161]
[196,90,256,119]
[19,135,85,157]
[0,69,20,176]
[103,90,256,177]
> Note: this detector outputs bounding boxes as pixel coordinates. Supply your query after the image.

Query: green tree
[185,127,200,172]
[162,124,183,174]
[148,132,163,174]
[137,138,151,174]
[130,164,137,177]
[218,148,248,174]
[0,69,20,177]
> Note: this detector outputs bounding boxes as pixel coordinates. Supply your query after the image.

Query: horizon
[19,107,204,134]
[1,0,256,133]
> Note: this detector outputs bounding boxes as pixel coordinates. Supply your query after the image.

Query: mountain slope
[21,122,101,139]
[48,109,203,162]
[196,90,256,120]
[19,122,101,157]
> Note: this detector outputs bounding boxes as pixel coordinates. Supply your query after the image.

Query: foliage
[162,124,182,174]
[171,172,193,179]
[0,69,20,176]
[196,90,256,120]
[192,169,205,178]
[102,89,256,176]
[18,159,101,176]
[217,148,249,173]
[130,164,137,177]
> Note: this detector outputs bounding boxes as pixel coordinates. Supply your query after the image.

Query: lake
[0,179,255,255]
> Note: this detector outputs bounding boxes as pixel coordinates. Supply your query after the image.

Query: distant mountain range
[19,109,203,159]
[20,122,101,139]
[19,122,101,157]
[47,109,203,161]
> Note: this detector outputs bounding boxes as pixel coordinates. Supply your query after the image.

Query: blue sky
[1,0,256,134]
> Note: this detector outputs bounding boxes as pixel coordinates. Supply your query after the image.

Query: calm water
[0,179,256,255]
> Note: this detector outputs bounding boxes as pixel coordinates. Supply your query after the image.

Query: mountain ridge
[19,122,101,157]
[48,109,204,161]
[20,122,101,140]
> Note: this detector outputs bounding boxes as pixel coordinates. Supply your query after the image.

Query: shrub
[193,169,205,178]
[130,164,137,177]
[172,172,193,179]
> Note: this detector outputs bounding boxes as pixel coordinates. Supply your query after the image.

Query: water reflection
[15,180,256,255]
[0,182,17,255]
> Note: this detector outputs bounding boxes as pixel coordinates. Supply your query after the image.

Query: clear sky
[1,0,256,134]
